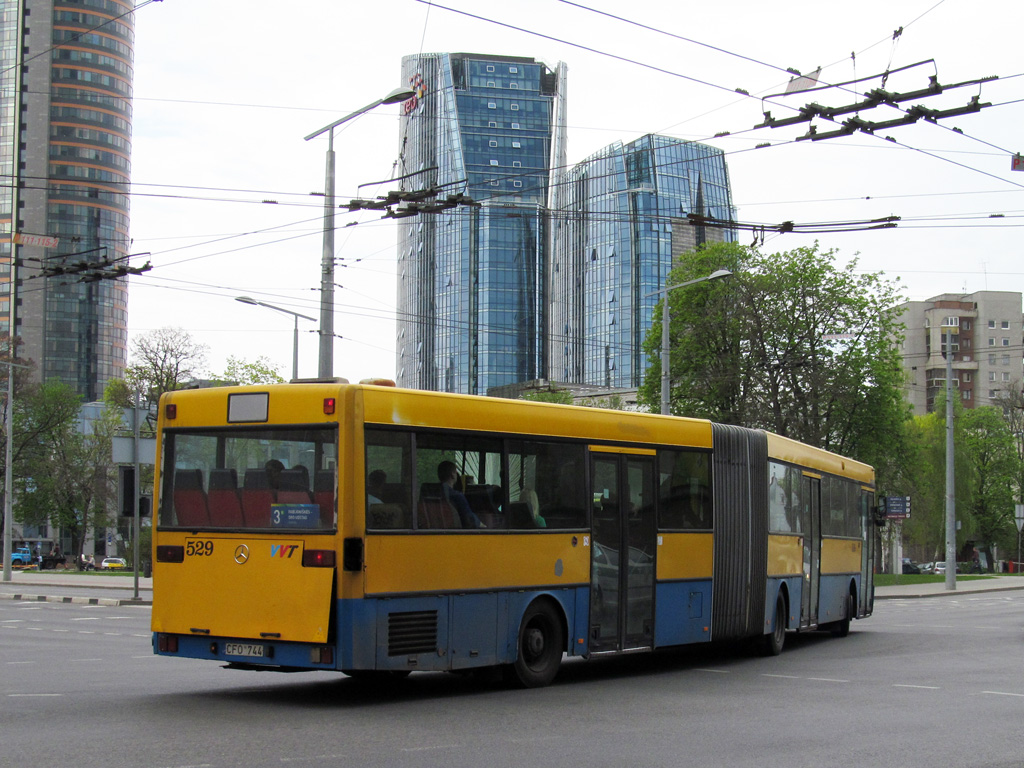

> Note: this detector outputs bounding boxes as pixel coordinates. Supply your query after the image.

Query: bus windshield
[158,426,338,531]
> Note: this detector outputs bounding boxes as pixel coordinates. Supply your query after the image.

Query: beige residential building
[897,291,1023,415]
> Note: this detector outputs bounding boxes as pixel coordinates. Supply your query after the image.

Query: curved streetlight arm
[235,297,316,380]
[303,87,417,142]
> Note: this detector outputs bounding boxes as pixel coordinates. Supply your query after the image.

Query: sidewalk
[0,570,152,606]
[874,573,1024,600]
[4,570,1024,606]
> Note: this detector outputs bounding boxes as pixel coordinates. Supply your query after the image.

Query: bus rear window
[159,426,338,531]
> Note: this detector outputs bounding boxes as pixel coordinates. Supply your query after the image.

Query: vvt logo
[270,544,299,559]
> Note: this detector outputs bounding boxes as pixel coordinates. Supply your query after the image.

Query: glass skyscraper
[550,134,735,388]
[1,0,132,399]
[395,52,567,395]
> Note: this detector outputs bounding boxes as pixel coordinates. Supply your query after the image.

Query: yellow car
[100,557,128,570]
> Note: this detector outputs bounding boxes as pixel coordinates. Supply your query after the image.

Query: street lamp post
[235,297,316,381]
[304,86,416,379]
[646,269,732,415]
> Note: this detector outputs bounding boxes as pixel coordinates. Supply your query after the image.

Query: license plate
[224,643,265,658]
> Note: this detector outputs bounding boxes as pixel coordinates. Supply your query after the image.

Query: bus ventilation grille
[387,610,438,656]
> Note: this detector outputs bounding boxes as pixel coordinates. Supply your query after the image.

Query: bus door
[861,489,875,616]
[589,449,657,653]
[801,474,821,627]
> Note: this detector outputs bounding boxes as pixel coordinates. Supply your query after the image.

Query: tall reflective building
[1,0,132,399]
[551,134,735,388]
[395,53,567,395]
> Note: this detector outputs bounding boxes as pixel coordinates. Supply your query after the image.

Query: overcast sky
[127,0,1024,383]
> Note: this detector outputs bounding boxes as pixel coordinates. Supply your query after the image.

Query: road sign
[13,232,59,248]
[1013,154,1024,172]
[1016,504,1023,533]
[885,496,911,519]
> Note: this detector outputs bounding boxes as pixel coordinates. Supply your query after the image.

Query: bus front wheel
[510,600,564,688]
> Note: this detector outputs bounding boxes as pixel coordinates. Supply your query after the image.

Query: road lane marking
[807,678,848,683]
[763,674,802,679]
[981,691,1024,698]
[8,693,63,697]
[894,684,940,690]
[695,668,730,674]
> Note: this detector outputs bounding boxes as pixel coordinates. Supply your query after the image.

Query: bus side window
[365,428,413,530]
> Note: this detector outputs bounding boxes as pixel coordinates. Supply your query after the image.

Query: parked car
[920,562,935,574]
[902,558,921,575]
[100,557,128,570]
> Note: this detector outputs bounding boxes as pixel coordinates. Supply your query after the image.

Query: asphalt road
[2,592,1022,768]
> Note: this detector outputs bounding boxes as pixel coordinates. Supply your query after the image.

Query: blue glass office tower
[395,53,567,395]
[550,134,735,388]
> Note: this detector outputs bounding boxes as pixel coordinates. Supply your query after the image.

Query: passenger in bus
[438,460,485,528]
[265,459,285,489]
[367,469,387,506]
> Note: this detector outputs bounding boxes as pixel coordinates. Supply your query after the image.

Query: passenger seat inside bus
[277,467,312,504]
[314,470,335,528]
[173,468,209,527]
[417,483,461,529]
[242,469,274,528]
[207,468,244,527]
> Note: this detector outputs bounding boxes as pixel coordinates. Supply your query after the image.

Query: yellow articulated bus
[151,381,876,687]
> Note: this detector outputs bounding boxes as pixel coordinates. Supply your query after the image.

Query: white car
[934,562,946,575]
[100,557,128,570]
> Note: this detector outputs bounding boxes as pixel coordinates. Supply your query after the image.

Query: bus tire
[831,592,854,638]
[510,600,564,688]
[762,594,786,656]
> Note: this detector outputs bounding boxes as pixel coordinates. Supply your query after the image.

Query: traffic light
[118,468,150,517]
[118,466,134,517]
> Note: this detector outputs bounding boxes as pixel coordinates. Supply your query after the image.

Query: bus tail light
[158,634,179,653]
[302,549,336,568]
[165,403,177,420]
[157,545,184,563]
[323,397,336,415]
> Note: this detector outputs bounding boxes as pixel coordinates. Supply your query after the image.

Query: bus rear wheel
[762,594,786,656]
[510,600,564,688]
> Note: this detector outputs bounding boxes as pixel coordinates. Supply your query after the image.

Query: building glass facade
[395,52,567,395]
[550,134,735,388]
[0,0,132,399]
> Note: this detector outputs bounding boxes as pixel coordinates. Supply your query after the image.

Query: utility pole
[944,324,956,591]
[2,0,26,584]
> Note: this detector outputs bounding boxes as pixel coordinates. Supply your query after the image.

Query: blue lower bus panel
[654,580,711,647]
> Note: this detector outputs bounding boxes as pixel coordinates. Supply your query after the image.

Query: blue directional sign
[885,496,911,519]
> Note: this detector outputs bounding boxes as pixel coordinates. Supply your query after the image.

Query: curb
[875,584,1024,600]
[0,592,151,607]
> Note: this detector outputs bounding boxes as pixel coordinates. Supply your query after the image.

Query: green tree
[960,406,1020,562]
[126,327,209,405]
[522,389,574,405]
[215,355,285,385]
[640,241,910,477]
[13,381,120,560]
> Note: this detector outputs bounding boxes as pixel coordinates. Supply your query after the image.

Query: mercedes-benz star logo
[234,544,250,564]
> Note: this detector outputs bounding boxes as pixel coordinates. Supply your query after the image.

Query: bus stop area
[3,571,1024,608]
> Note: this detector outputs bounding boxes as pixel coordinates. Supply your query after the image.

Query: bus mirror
[343,538,364,572]
[873,507,887,527]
